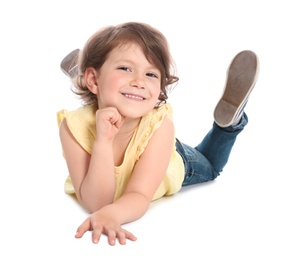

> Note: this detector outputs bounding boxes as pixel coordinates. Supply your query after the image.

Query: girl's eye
[119,66,131,72]
[146,72,158,78]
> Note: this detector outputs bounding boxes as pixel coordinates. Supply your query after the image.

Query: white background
[1,0,298,259]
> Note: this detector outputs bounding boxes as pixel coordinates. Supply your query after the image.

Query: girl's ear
[84,67,99,94]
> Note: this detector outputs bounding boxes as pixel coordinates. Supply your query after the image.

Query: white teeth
[124,94,144,100]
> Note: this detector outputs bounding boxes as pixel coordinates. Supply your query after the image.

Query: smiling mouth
[122,93,145,101]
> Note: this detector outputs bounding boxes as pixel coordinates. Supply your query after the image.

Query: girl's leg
[177,50,259,186]
[195,112,248,173]
[176,114,247,186]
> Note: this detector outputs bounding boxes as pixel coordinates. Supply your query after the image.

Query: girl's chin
[118,107,154,119]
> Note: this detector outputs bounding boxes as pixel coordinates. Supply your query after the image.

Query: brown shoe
[214,50,259,127]
[60,49,80,78]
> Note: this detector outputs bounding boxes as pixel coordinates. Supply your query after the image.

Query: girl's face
[94,43,161,118]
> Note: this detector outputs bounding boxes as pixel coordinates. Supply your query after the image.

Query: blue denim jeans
[175,113,248,186]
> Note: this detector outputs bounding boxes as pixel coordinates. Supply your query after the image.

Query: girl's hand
[75,212,137,245]
[95,107,125,141]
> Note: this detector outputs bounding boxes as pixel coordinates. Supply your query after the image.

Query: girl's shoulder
[57,105,97,124]
[57,105,97,129]
[132,103,174,159]
[139,103,173,135]
[143,103,173,122]
[57,105,97,154]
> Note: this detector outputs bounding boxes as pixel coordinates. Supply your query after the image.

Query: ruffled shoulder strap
[57,105,97,154]
[134,103,173,161]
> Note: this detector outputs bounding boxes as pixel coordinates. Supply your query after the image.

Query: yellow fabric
[57,103,185,201]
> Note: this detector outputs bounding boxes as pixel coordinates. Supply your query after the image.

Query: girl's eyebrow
[114,59,159,72]
[112,58,134,65]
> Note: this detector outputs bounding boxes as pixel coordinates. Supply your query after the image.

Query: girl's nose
[130,74,145,89]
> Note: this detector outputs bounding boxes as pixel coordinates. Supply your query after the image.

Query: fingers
[106,228,137,246]
[92,226,137,245]
[107,230,117,246]
[97,107,124,126]
[75,218,91,239]
[91,228,103,244]
[114,114,125,129]
[124,230,137,242]
[75,217,137,245]
[75,219,104,244]
[95,107,125,140]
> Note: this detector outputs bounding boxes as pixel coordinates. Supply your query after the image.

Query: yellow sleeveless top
[57,103,184,201]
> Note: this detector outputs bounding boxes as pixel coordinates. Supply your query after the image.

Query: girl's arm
[59,118,116,212]
[75,115,175,245]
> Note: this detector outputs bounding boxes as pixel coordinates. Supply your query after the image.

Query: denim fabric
[175,113,248,186]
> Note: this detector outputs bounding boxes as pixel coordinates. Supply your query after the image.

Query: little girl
[57,22,259,246]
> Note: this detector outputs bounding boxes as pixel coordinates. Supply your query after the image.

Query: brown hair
[72,22,179,107]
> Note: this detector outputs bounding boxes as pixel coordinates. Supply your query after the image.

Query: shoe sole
[214,50,259,127]
[60,49,80,78]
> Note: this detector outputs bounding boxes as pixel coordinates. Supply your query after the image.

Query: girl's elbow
[82,197,114,213]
